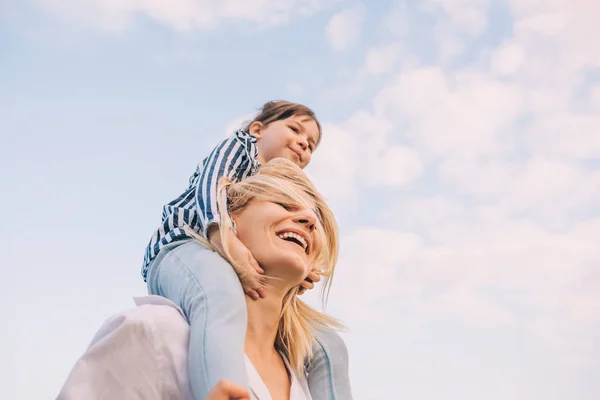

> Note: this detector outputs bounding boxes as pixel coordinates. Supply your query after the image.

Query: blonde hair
[190,158,342,373]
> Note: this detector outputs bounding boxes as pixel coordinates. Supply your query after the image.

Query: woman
[57,158,352,400]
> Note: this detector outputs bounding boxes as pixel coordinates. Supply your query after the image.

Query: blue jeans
[146,239,353,400]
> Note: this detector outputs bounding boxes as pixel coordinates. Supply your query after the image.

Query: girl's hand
[298,270,321,295]
[209,226,267,301]
[205,379,250,400]
[227,235,267,301]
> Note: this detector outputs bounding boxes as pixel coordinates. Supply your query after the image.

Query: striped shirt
[141,130,260,280]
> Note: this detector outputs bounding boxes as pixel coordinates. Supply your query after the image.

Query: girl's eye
[290,126,299,133]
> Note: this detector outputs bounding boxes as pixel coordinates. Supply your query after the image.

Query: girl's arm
[195,132,265,298]
[195,132,257,237]
[208,224,267,300]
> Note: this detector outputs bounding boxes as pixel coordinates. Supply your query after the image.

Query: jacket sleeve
[56,305,190,400]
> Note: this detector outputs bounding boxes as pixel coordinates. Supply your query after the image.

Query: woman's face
[233,199,322,286]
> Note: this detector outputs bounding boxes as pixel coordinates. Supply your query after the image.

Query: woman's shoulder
[58,296,192,400]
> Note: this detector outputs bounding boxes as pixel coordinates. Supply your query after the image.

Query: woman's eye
[276,202,293,211]
[290,126,299,133]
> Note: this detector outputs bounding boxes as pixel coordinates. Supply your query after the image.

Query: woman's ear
[248,121,263,139]
[230,214,239,235]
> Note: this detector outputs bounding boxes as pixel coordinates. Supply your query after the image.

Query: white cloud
[525,113,600,160]
[591,84,600,112]
[306,122,361,215]
[324,207,600,331]
[373,204,600,328]
[364,42,402,75]
[438,156,600,227]
[435,32,465,60]
[421,0,492,35]
[311,0,600,341]
[490,41,526,76]
[325,4,366,52]
[328,227,423,326]
[308,110,424,212]
[438,156,518,198]
[509,0,600,81]
[373,66,525,158]
[363,145,423,187]
[387,195,468,235]
[499,159,600,225]
[382,0,410,37]
[35,0,332,31]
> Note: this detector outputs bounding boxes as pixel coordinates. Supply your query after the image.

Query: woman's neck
[244,287,286,361]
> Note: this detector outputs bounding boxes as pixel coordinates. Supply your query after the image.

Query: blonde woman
[58,158,353,400]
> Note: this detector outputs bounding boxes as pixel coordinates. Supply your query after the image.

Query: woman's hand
[298,269,321,295]
[205,379,250,400]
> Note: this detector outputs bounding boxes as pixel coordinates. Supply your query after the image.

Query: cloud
[307,110,425,215]
[363,145,423,187]
[364,42,403,75]
[327,227,423,327]
[421,0,492,35]
[305,122,361,215]
[373,66,525,158]
[307,0,600,340]
[325,4,366,52]
[334,207,600,330]
[490,41,526,76]
[35,0,331,31]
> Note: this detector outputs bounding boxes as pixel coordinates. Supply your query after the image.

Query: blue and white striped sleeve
[195,135,249,236]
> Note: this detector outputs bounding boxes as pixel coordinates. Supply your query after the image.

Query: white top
[57,295,312,400]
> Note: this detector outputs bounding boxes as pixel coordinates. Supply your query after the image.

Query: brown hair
[243,100,323,147]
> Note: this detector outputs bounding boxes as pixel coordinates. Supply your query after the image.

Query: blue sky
[2,1,600,399]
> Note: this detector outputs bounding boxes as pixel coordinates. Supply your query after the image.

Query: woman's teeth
[277,231,308,251]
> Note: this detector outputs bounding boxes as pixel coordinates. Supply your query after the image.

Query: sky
[1,0,599,399]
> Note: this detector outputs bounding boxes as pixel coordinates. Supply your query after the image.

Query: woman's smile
[276,228,310,254]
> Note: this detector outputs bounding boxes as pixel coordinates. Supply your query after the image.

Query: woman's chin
[262,255,309,284]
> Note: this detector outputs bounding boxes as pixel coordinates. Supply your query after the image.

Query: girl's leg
[306,329,354,400]
[146,240,248,400]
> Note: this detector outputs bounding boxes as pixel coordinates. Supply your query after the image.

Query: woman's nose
[294,209,317,231]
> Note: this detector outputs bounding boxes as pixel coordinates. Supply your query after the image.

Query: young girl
[142,101,353,400]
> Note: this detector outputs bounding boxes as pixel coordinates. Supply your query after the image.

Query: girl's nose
[297,135,308,150]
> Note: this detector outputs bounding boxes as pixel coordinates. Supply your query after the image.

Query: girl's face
[251,115,320,169]
[233,198,322,288]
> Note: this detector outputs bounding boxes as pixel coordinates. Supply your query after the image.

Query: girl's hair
[242,100,323,147]
[189,158,341,373]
